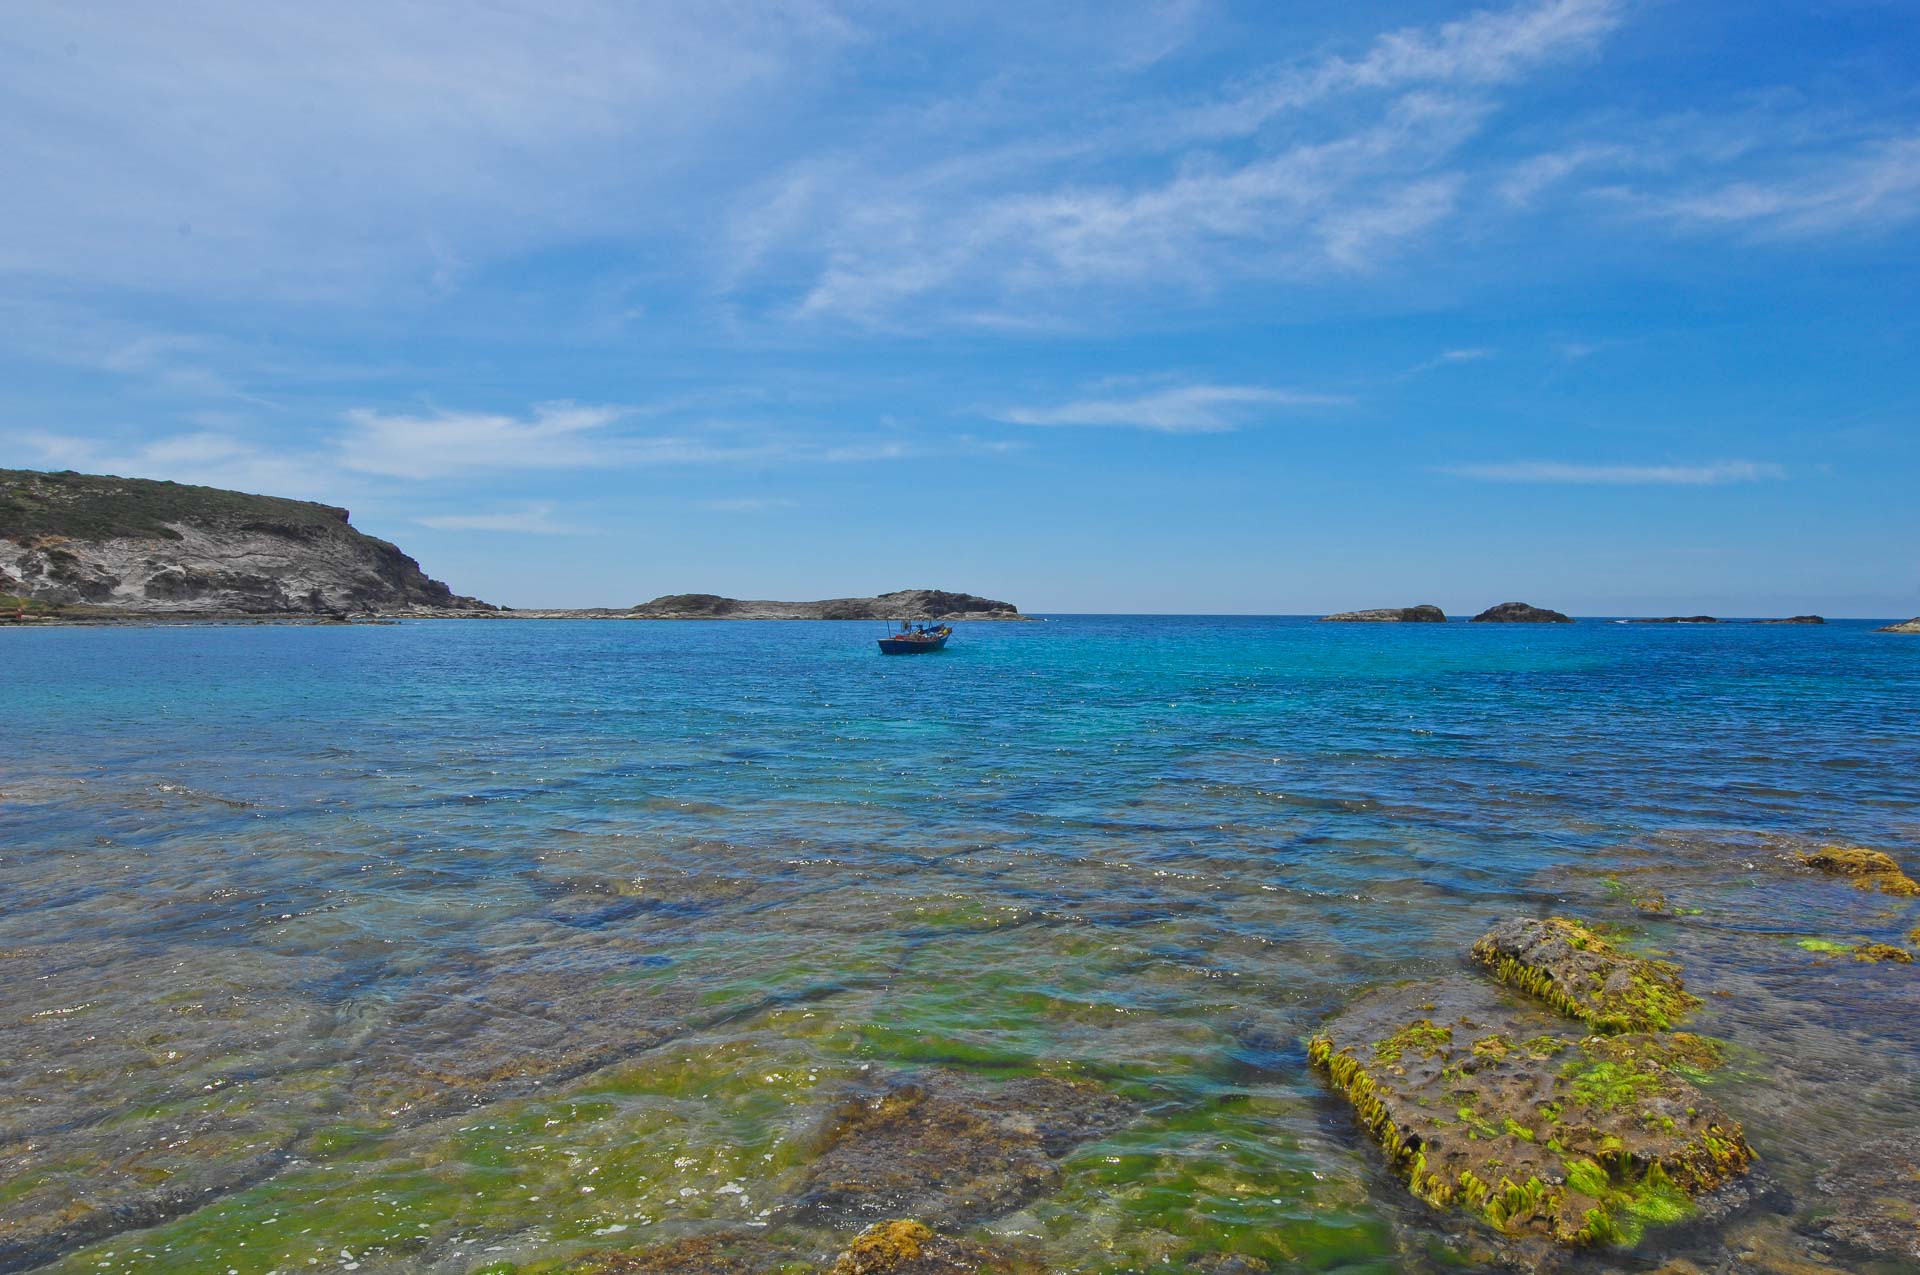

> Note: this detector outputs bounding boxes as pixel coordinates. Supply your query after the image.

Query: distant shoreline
[6,611,1915,628]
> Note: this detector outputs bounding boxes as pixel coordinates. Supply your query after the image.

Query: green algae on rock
[1798,846,1920,897]
[1308,980,1752,1248]
[1796,937,1915,963]
[1470,917,1701,1033]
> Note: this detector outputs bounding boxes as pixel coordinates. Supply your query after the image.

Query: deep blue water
[3,617,1918,1273]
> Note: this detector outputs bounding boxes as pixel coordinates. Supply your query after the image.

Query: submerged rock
[567,1231,800,1273]
[1471,602,1573,623]
[1795,937,1915,962]
[790,1070,1133,1225]
[1321,605,1447,623]
[1309,979,1752,1247]
[1470,917,1701,1033]
[1799,846,1920,898]
[825,1219,1044,1275]
[1807,1132,1920,1262]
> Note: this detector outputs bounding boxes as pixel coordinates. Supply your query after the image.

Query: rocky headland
[1,470,1030,625]
[1472,601,1573,623]
[1880,617,1920,634]
[1,469,490,616]
[1321,604,1447,623]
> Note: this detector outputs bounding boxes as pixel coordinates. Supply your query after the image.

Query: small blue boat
[877,621,952,654]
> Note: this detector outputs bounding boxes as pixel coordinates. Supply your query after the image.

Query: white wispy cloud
[1178,0,1622,140]
[1407,348,1496,376]
[1641,135,1920,235]
[747,1,1623,324]
[339,403,630,478]
[416,504,582,534]
[704,497,798,513]
[1442,460,1788,485]
[0,4,859,297]
[996,384,1345,434]
[1498,143,1629,206]
[792,95,1488,321]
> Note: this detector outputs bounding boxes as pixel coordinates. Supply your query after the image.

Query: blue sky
[1,1,1915,615]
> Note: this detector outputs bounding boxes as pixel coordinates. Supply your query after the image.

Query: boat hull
[877,634,949,654]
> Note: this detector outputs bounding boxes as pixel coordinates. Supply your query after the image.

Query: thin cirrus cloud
[415,504,581,535]
[1642,135,1920,236]
[1443,460,1788,485]
[339,403,629,478]
[754,0,1624,324]
[335,403,815,478]
[996,384,1346,434]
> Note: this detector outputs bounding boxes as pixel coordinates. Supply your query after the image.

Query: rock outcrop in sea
[1321,605,1447,622]
[0,468,490,614]
[630,589,1027,621]
[1754,615,1825,624]
[1471,601,1573,623]
[1880,617,1920,633]
[1311,915,1753,1250]
[1631,616,1718,624]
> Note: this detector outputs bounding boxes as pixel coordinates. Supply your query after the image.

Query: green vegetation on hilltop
[0,468,354,544]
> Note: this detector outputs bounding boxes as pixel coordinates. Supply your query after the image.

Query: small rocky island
[1472,601,1573,623]
[628,589,1026,621]
[2,468,491,616]
[1321,605,1447,622]
[1882,617,1920,634]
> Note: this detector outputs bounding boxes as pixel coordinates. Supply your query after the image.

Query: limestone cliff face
[0,469,489,614]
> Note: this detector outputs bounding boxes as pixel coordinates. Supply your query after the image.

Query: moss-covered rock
[791,1071,1132,1225]
[1795,937,1913,962]
[1308,980,1751,1248]
[1470,917,1701,1033]
[1799,846,1920,898]
[824,1219,1043,1275]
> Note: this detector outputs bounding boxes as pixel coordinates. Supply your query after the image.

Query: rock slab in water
[1309,978,1752,1247]
[1798,845,1920,897]
[0,467,491,614]
[1470,916,1701,1033]
[1471,601,1573,623]
[567,1221,1043,1275]
[1630,616,1718,624]
[1321,605,1447,622]
[791,1071,1133,1224]
[1880,617,1920,633]
[1753,615,1825,624]
[1807,1132,1920,1262]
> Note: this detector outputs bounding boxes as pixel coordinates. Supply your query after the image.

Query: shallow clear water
[2,617,1918,1273]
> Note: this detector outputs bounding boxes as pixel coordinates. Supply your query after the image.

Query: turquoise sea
[3,617,1919,1273]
